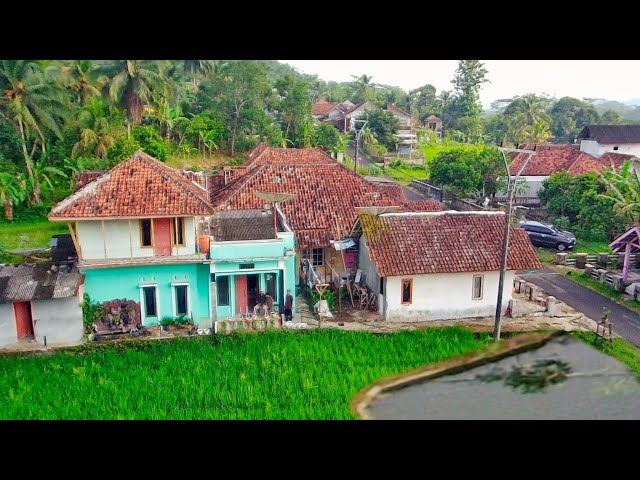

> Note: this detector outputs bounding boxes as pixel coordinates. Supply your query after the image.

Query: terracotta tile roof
[211,209,277,242]
[74,171,105,191]
[311,99,336,116]
[243,145,336,169]
[386,103,411,117]
[508,145,595,176]
[371,183,407,203]
[426,115,442,122]
[49,151,213,220]
[578,125,640,144]
[210,163,404,249]
[566,153,609,175]
[360,212,542,277]
[599,152,637,171]
[402,200,444,212]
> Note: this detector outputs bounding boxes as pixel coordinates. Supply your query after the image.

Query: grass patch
[384,166,429,185]
[561,269,640,314]
[0,328,489,419]
[534,247,556,265]
[0,220,67,263]
[573,331,640,377]
[342,157,369,176]
[574,238,612,255]
[563,271,623,300]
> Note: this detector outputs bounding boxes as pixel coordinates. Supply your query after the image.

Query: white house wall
[384,271,515,322]
[0,304,17,347]
[508,175,548,198]
[77,217,196,260]
[31,297,84,345]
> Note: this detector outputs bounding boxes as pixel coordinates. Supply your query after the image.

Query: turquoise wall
[209,241,287,261]
[82,263,210,326]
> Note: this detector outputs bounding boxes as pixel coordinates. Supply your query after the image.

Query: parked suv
[518,220,576,251]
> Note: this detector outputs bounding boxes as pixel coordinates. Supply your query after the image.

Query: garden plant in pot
[160,316,174,331]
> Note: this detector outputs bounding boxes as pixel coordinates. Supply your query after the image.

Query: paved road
[520,269,640,347]
[346,143,424,201]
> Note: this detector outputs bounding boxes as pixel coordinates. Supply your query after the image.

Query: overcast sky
[279,60,640,107]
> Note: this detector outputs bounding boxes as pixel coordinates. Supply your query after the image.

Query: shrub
[309,289,337,312]
[81,294,105,334]
[160,316,175,327]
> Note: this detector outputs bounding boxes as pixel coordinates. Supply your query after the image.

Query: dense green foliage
[574,331,640,378]
[364,109,400,151]
[0,328,488,419]
[429,145,502,197]
[539,171,627,240]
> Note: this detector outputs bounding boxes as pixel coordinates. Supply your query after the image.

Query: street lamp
[493,147,536,341]
[353,119,368,174]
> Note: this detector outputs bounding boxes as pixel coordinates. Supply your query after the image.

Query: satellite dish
[255,192,298,203]
[355,206,401,216]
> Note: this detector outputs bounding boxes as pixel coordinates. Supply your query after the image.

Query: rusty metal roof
[0,263,84,303]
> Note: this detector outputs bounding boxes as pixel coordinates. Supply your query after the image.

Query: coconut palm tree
[0,173,26,221]
[72,97,123,159]
[351,74,376,102]
[60,60,100,106]
[97,60,162,135]
[0,60,69,204]
[183,60,213,90]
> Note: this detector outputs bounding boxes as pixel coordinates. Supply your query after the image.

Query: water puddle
[368,336,640,419]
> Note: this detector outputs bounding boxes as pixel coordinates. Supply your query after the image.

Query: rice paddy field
[0,328,488,420]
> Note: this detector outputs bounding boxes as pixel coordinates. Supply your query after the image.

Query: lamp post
[493,147,536,341]
[353,119,368,174]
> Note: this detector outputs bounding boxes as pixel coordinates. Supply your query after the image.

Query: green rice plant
[0,328,489,420]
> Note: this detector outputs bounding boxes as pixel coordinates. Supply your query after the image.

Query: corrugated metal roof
[0,263,84,303]
[211,209,278,242]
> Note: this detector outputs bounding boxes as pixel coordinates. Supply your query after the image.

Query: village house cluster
[1,144,542,347]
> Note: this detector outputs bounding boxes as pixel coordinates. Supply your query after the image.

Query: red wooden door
[153,218,172,256]
[235,275,248,314]
[14,302,33,339]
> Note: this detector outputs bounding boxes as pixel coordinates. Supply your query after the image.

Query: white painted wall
[507,175,547,198]
[384,271,516,322]
[581,139,640,157]
[31,297,83,345]
[77,217,196,260]
[0,304,17,347]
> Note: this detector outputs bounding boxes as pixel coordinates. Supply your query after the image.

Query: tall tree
[0,60,69,204]
[199,61,270,156]
[72,97,123,159]
[60,60,100,106]
[408,84,441,121]
[273,75,312,147]
[364,109,399,151]
[503,94,553,144]
[97,60,162,135]
[599,160,640,227]
[600,109,621,125]
[549,96,599,143]
[450,60,489,120]
[182,60,213,90]
[350,74,376,103]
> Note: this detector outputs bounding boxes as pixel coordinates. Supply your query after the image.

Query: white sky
[279,60,640,107]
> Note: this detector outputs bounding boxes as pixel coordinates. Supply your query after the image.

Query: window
[472,275,484,300]
[217,276,229,306]
[172,217,185,246]
[174,285,188,316]
[613,146,619,151]
[142,286,157,317]
[429,122,437,130]
[401,279,412,305]
[140,219,152,247]
[303,248,324,267]
[266,273,277,302]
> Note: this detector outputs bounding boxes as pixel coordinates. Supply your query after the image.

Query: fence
[557,252,637,269]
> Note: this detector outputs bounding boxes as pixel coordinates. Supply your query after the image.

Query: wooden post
[67,221,82,261]
[623,242,632,282]
[101,220,107,258]
[335,217,355,308]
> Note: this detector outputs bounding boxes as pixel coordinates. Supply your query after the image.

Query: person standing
[254,289,266,318]
[284,289,294,322]
[265,293,274,318]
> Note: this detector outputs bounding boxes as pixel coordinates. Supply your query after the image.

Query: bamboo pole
[335,217,354,307]
[67,221,82,261]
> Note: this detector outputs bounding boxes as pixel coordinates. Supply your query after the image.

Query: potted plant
[160,316,174,331]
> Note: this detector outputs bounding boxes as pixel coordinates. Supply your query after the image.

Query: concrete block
[546,296,559,316]
[612,274,625,292]
[598,269,608,283]
[597,253,609,268]
[575,253,588,269]
[555,252,568,265]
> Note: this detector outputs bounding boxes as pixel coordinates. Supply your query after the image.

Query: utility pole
[493,147,536,341]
